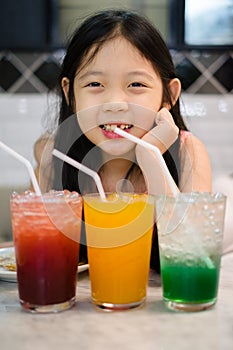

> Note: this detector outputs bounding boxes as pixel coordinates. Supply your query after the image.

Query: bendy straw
[0,141,41,196]
[52,149,106,200]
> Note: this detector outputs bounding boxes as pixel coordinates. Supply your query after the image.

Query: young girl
[34,9,212,271]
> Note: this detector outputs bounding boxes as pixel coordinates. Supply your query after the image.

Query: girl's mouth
[100,123,133,131]
[99,123,133,139]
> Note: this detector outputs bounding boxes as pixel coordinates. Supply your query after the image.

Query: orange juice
[84,193,154,310]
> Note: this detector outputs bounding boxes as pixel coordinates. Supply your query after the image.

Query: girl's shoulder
[33,133,55,193]
[34,133,54,163]
[178,129,212,192]
[180,130,192,144]
[179,130,205,149]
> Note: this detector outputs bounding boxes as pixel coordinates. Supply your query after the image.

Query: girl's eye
[129,82,146,88]
[86,82,102,87]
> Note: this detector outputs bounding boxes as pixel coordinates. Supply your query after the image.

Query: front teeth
[101,124,132,131]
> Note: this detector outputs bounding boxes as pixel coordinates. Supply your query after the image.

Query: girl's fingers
[142,108,179,154]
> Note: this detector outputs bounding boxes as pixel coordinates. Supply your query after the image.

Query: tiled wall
[172,51,233,94]
[0,50,232,94]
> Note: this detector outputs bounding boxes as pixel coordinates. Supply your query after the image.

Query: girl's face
[63,37,166,156]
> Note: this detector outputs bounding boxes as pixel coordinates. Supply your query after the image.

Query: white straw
[52,149,106,200]
[0,141,42,196]
[114,127,179,196]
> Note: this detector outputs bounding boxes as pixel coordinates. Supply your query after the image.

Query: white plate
[0,247,16,282]
[0,247,88,283]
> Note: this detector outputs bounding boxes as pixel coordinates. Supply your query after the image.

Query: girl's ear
[169,78,181,105]
[163,78,181,109]
[61,77,70,105]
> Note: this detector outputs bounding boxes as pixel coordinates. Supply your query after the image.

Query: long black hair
[53,9,188,270]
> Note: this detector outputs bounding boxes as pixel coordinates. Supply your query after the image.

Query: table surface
[0,243,233,350]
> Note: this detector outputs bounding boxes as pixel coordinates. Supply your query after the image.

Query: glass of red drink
[10,190,82,313]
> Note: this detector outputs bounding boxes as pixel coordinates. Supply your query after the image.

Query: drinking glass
[84,192,155,311]
[156,192,226,312]
[11,190,82,313]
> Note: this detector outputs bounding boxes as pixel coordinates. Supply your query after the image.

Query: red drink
[11,190,82,313]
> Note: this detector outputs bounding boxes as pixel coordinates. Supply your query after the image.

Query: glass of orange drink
[84,192,154,311]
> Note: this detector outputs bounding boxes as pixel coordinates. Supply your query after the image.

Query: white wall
[181,93,233,178]
[0,94,50,187]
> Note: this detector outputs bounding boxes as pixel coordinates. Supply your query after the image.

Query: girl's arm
[179,132,212,192]
[31,134,54,193]
[135,145,179,195]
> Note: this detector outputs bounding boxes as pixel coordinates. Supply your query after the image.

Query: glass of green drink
[156,192,226,312]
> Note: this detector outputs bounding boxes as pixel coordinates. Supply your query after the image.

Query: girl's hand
[135,108,179,195]
[140,107,179,154]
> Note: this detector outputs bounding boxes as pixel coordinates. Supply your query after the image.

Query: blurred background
[0,0,233,242]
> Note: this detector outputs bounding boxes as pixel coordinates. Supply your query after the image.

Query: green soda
[161,258,220,304]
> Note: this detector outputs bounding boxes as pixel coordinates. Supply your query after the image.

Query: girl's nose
[102,101,129,112]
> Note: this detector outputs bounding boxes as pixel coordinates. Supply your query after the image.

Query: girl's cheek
[132,105,156,131]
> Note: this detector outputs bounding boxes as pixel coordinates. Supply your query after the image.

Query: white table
[0,247,233,350]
